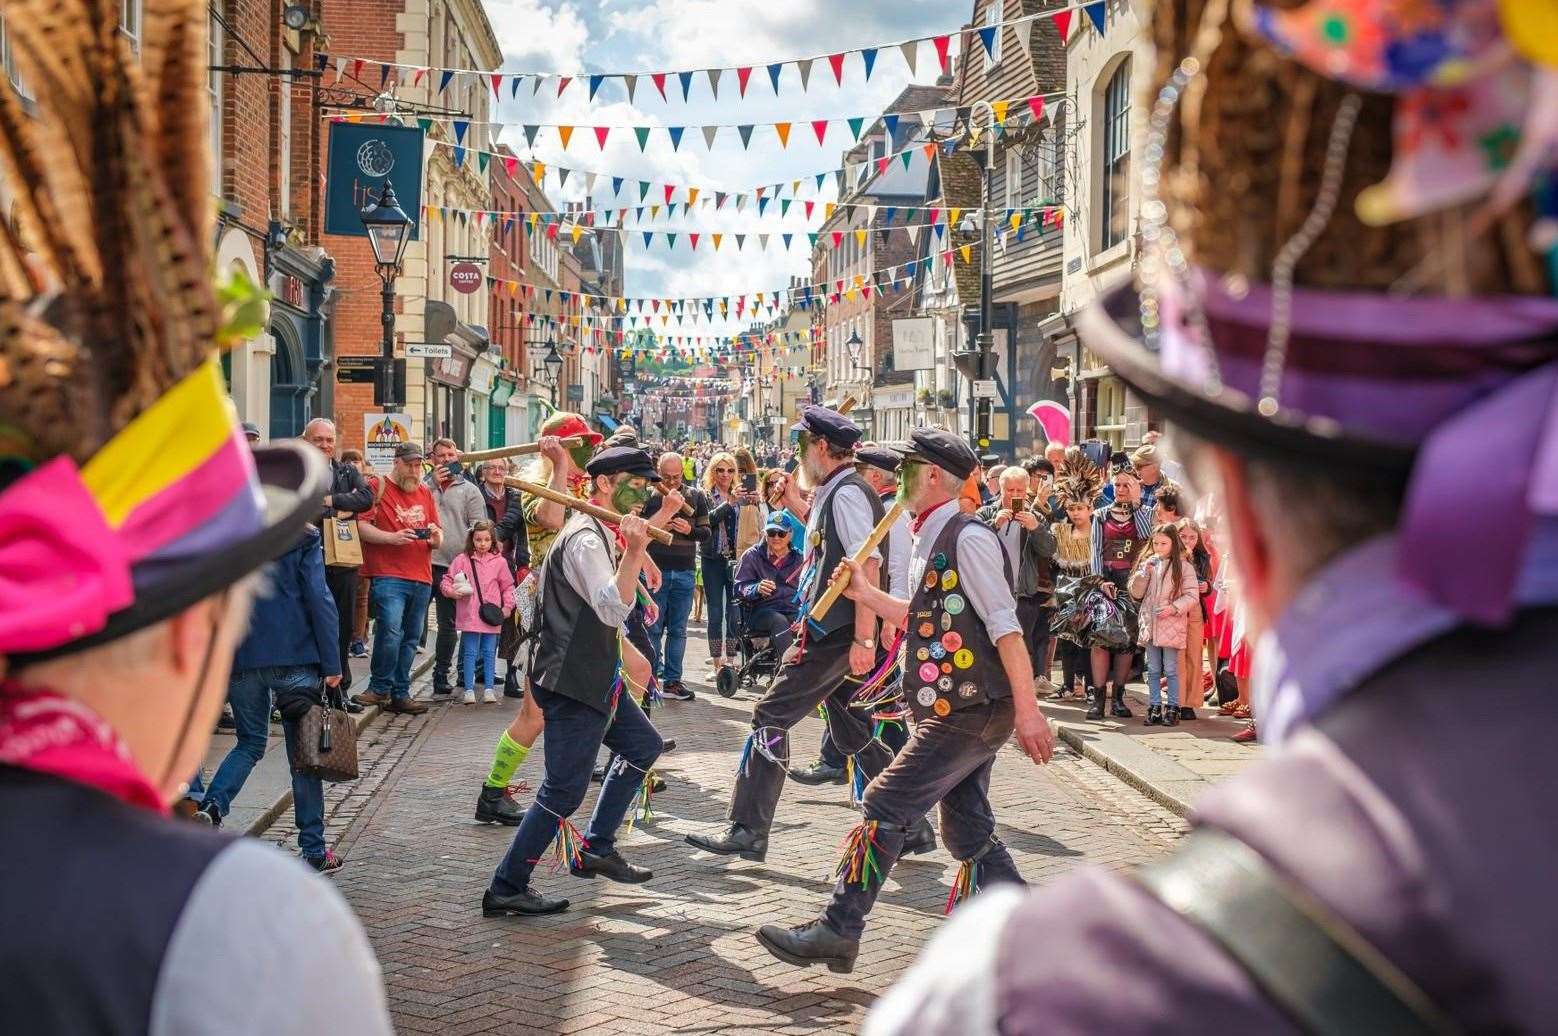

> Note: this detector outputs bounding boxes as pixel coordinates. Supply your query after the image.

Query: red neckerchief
[0,682,165,812]
[910,497,954,534]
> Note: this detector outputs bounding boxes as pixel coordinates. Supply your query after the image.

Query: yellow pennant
[712,233,723,250]
[775,122,791,148]
[557,126,574,149]
[959,243,974,264]
[991,100,1010,125]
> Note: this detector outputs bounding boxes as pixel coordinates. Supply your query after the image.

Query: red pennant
[689,233,700,250]
[547,223,560,240]
[503,156,518,177]
[828,52,847,85]
[1053,10,1073,42]
[594,126,610,148]
[557,75,572,97]
[1027,96,1045,122]
[490,73,503,96]
[831,231,843,248]
[664,184,675,204]
[933,35,951,73]
[804,201,815,219]
[652,73,668,101]
[737,67,753,96]
[877,156,889,176]
[350,58,364,80]
[811,119,829,145]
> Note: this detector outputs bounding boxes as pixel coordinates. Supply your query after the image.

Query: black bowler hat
[586,445,662,481]
[892,428,979,481]
[979,453,1003,470]
[855,443,900,474]
[790,404,862,449]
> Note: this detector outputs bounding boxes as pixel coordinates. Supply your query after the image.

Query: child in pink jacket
[1128,524,1199,727]
[440,521,516,704]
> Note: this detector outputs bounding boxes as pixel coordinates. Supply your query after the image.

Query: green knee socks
[484,730,530,789]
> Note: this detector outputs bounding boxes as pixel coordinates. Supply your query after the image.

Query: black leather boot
[570,848,652,884]
[901,816,937,856]
[474,784,524,825]
[1110,683,1134,718]
[686,824,768,861]
[755,919,860,974]
[788,760,846,786]
[1084,684,1105,720]
[481,886,569,917]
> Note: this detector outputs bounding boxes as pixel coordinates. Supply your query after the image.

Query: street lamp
[360,182,413,413]
[952,102,998,450]
[541,338,564,407]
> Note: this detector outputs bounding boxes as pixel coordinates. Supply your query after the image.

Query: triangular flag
[706,68,722,99]
[1054,10,1073,42]
[652,73,668,101]
[900,40,918,76]
[1084,1,1107,34]
[862,48,878,80]
[1014,17,1035,54]
[664,184,675,204]
[828,52,846,85]
[735,234,746,250]
[453,120,468,144]
[643,232,654,248]
[901,150,913,171]
[557,125,574,150]
[977,25,998,58]
[556,76,572,97]
[782,233,793,250]
[767,63,783,93]
[847,117,865,141]
[588,74,606,100]
[774,122,791,148]
[738,124,754,149]
[452,147,465,167]
[523,124,540,147]
[711,233,722,250]
[438,69,455,94]
[882,113,899,141]
[702,125,718,150]
[638,181,650,201]
[510,75,523,98]
[668,126,685,150]
[634,127,651,151]
[933,35,952,74]
[593,126,610,149]
[811,119,828,145]
[796,59,813,92]
[612,176,624,194]
[737,66,753,96]
[687,187,700,207]
[1027,96,1045,122]
[623,74,637,103]
[959,244,974,264]
[689,233,699,250]
[992,100,1009,125]
[677,70,694,100]
[855,228,867,248]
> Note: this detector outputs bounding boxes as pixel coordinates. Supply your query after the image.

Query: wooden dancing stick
[458,436,585,464]
[808,500,906,623]
[503,477,675,545]
[837,395,858,414]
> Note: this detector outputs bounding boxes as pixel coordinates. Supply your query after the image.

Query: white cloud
[485,0,590,72]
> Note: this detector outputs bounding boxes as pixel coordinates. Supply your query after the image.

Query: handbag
[295,684,359,782]
[470,559,506,627]
[322,513,363,567]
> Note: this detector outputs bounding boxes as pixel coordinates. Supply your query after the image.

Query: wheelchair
[716,597,790,698]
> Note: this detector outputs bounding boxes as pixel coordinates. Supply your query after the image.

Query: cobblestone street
[278,636,1189,1034]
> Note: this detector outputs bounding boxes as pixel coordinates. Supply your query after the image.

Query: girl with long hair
[1129,524,1199,726]
[440,521,516,705]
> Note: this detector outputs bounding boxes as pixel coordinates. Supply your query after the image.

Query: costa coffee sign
[449,262,483,294]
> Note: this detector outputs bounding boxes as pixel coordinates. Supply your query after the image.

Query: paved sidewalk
[308,637,1190,1034]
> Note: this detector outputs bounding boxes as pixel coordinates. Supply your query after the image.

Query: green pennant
[808,233,819,249]
[418,118,432,131]
[477,152,490,174]
[901,150,913,171]
[780,198,791,216]
[634,126,651,151]
[638,181,650,202]
[847,117,864,141]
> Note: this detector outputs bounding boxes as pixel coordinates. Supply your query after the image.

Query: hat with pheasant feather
[0,0,328,668]
[1077,0,1558,627]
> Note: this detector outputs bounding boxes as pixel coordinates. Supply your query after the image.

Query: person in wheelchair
[734,513,805,662]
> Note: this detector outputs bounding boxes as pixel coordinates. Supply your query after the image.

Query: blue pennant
[767,63,783,93]
[588,74,606,100]
[862,48,878,80]
[1084,1,1107,33]
[438,69,454,94]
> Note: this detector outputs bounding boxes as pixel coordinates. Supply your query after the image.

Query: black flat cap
[790,404,862,449]
[893,428,979,481]
[979,453,1003,469]
[855,442,900,474]
[586,446,662,481]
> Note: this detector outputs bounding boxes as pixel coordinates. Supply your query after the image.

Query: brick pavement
[295,635,1189,1034]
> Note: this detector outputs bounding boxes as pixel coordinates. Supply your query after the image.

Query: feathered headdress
[1056,447,1103,508]
[0,0,326,667]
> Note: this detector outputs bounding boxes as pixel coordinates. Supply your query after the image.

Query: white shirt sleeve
[562,526,633,628]
[888,512,913,599]
[832,483,882,563]
[151,839,392,1036]
[959,524,1022,642]
[863,886,1023,1036]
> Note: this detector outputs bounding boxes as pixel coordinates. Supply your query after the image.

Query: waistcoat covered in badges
[529,516,621,713]
[904,513,1012,722]
[804,470,886,636]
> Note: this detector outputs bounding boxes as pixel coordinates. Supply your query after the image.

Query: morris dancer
[481,446,665,917]
[687,406,934,861]
[755,429,1055,973]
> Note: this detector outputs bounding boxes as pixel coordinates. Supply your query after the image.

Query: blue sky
[477,0,972,336]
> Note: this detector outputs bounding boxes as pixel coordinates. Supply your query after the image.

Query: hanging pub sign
[325,122,425,239]
[450,262,483,294]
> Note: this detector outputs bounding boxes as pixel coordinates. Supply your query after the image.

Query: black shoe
[482,887,569,917]
[902,817,937,857]
[649,775,667,793]
[660,739,676,754]
[662,681,695,702]
[755,920,859,974]
[1145,705,1162,726]
[503,684,524,699]
[1164,706,1181,727]
[1084,688,1105,721]
[1179,707,1197,721]
[1110,686,1134,718]
[216,708,236,733]
[788,761,846,786]
[431,684,453,697]
[590,766,606,784]
[344,699,365,715]
[475,784,524,825]
[305,850,344,874]
[570,848,652,884]
[686,824,768,862]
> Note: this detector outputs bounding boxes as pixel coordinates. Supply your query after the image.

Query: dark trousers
[428,564,460,689]
[702,555,739,657]
[818,698,908,770]
[747,606,795,659]
[324,565,358,687]
[490,685,663,895]
[1059,638,1088,693]
[823,696,1025,939]
[1017,596,1053,677]
[729,629,892,836]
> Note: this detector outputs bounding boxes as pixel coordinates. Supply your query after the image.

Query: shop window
[1099,58,1132,250]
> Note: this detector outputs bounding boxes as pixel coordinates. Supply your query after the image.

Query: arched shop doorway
[268,320,317,439]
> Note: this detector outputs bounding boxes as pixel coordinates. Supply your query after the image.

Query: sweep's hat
[1079,0,1558,626]
[0,0,327,668]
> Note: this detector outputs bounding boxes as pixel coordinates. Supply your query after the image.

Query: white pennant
[586,172,598,194]
[703,125,718,150]
[900,40,918,76]
[905,224,921,247]
[706,67,722,99]
[624,74,638,104]
[736,195,748,213]
[758,234,770,250]
[919,110,937,131]
[1013,17,1034,56]
[334,56,347,83]
[796,58,813,92]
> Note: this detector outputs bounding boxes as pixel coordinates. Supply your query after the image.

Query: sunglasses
[765,529,788,538]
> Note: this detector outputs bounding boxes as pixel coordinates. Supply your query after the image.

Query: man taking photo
[644,452,709,701]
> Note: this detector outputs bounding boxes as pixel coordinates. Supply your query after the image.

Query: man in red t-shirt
[355,441,443,714]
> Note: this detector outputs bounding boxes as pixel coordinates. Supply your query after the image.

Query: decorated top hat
[1078,0,1558,626]
[0,0,328,670]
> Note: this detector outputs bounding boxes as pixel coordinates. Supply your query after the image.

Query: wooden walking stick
[808,500,906,623]
[503,477,675,545]
[458,436,586,465]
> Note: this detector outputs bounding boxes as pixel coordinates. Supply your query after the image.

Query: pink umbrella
[1027,400,1071,446]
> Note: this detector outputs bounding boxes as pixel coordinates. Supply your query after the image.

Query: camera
[413,527,432,540]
